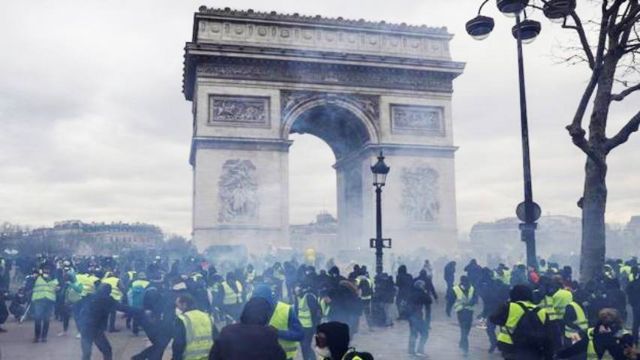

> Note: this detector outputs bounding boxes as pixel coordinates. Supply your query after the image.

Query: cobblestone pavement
[0,301,503,360]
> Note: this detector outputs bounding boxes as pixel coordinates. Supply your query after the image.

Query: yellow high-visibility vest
[131,279,150,289]
[564,301,588,338]
[497,301,548,345]
[453,285,474,312]
[31,276,57,302]
[552,289,573,319]
[221,281,243,305]
[297,294,313,328]
[269,301,299,360]
[102,276,122,301]
[177,309,214,360]
[76,273,98,297]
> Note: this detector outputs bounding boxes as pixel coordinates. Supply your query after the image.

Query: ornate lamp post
[465,0,574,269]
[370,151,391,276]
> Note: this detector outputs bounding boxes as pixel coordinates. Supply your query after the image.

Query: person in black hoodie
[209,297,286,360]
[314,321,373,360]
[78,283,138,360]
[407,280,432,356]
[395,265,413,320]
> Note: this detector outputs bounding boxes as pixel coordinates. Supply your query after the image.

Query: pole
[375,185,383,276]
[515,13,537,270]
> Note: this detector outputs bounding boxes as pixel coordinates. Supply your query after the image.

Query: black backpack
[509,302,547,353]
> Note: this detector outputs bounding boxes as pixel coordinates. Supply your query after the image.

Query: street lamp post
[465,0,575,269]
[370,151,391,276]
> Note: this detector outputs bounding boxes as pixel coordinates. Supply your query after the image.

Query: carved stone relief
[400,166,440,223]
[391,105,444,136]
[209,95,270,128]
[192,57,454,94]
[281,90,379,124]
[217,160,259,223]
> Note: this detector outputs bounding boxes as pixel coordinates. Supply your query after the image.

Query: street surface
[0,300,503,360]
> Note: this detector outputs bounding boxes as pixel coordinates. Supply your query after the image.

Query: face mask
[175,308,182,317]
[313,345,331,358]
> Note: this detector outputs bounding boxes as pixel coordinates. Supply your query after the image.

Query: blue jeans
[32,299,54,339]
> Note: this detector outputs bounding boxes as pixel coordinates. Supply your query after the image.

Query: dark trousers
[131,314,172,360]
[548,319,563,352]
[632,306,640,345]
[408,307,431,354]
[108,309,117,331]
[457,309,473,353]
[486,320,498,352]
[301,327,315,360]
[81,331,112,360]
[60,303,72,332]
[32,299,54,340]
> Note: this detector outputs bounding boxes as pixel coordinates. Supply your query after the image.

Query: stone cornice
[195,6,451,37]
[183,55,459,100]
[190,137,293,166]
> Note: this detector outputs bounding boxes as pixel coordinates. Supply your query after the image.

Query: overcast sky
[0,0,638,237]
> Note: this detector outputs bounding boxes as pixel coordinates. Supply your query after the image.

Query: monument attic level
[183,6,464,253]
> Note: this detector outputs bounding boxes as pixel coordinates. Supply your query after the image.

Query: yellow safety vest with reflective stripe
[552,289,573,319]
[564,301,588,338]
[76,273,98,297]
[178,309,214,360]
[541,295,559,321]
[297,294,313,328]
[127,271,137,282]
[32,276,57,302]
[131,279,150,289]
[222,281,243,305]
[102,276,122,301]
[269,301,299,360]
[453,285,474,312]
[497,301,548,345]
[320,298,330,321]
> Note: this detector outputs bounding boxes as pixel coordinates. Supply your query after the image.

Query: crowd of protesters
[2,252,640,359]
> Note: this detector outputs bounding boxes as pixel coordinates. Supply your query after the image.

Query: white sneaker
[57,331,67,337]
[75,333,81,339]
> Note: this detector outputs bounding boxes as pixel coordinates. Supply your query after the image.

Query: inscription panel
[208,95,270,128]
[391,104,445,136]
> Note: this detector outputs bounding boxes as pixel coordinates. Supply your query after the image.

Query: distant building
[470,215,640,262]
[0,220,163,255]
[290,213,338,251]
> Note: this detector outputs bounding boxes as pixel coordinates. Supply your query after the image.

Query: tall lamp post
[465,0,575,269]
[370,151,391,276]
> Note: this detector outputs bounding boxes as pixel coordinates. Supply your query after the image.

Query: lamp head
[466,15,495,40]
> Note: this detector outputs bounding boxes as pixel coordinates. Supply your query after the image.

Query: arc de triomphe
[182,6,465,253]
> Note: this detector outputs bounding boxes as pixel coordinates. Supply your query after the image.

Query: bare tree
[560,0,640,281]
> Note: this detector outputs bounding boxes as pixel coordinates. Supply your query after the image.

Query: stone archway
[183,6,465,254]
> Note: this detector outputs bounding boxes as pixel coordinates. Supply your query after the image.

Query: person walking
[101,271,124,332]
[172,294,215,360]
[406,279,432,357]
[29,266,59,343]
[295,283,322,360]
[449,275,477,356]
[627,267,640,344]
[444,261,456,317]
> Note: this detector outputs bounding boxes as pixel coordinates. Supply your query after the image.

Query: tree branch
[611,83,640,101]
[565,12,596,69]
[566,67,606,167]
[605,110,640,151]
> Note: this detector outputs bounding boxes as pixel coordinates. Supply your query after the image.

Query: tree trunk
[579,156,608,283]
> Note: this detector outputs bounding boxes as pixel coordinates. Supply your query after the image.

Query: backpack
[509,302,547,354]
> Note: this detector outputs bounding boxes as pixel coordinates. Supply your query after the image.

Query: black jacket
[208,324,286,360]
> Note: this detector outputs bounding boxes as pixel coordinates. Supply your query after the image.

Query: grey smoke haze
[0,0,638,237]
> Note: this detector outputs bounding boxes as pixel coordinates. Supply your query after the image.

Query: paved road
[0,301,503,360]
